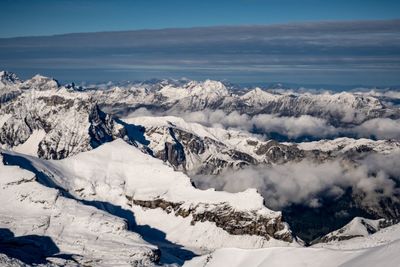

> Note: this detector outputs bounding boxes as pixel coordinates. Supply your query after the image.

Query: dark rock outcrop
[128,197,293,243]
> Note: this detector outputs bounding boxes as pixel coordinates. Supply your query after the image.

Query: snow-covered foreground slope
[0,156,159,266]
[184,223,400,267]
[315,217,387,243]
[1,139,296,264]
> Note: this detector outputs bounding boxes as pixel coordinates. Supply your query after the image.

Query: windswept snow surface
[0,156,159,266]
[184,223,400,267]
[13,130,46,156]
[46,139,274,213]
[316,217,385,243]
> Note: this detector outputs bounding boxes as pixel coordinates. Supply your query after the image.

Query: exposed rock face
[352,191,400,220]
[0,71,22,104]
[0,89,126,159]
[124,116,333,175]
[88,105,117,148]
[128,197,293,243]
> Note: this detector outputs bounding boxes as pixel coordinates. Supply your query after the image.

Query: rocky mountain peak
[0,71,21,87]
[20,74,60,91]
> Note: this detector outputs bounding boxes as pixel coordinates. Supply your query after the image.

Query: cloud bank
[192,152,400,210]
[128,107,400,140]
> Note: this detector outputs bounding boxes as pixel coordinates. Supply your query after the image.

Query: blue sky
[0,0,399,86]
[1,0,400,37]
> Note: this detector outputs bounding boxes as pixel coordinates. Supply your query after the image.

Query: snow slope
[13,130,46,156]
[184,223,400,267]
[0,156,159,266]
[316,217,385,243]
[1,139,294,263]
[47,139,274,212]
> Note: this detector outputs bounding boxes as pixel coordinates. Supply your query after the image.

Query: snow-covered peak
[0,71,23,103]
[160,79,229,102]
[186,80,229,95]
[317,217,385,243]
[0,88,124,159]
[52,139,272,213]
[296,137,400,154]
[301,91,383,111]
[241,87,280,105]
[20,74,60,91]
[0,71,21,89]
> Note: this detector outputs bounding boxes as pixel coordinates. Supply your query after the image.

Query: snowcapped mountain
[0,71,22,104]
[296,137,400,154]
[85,79,399,127]
[3,71,396,170]
[3,71,397,128]
[0,71,21,88]
[1,139,294,265]
[0,80,127,159]
[57,74,399,128]
[19,75,60,91]
[122,115,314,174]
[0,154,160,266]
[1,70,400,266]
[230,89,389,125]
[315,217,392,243]
[123,115,399,175]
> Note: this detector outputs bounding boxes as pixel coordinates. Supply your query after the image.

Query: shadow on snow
[1,152,197,265]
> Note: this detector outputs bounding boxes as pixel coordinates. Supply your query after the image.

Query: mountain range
[0,71,400,266]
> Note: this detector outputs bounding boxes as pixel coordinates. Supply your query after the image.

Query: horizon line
[2,18,400,39]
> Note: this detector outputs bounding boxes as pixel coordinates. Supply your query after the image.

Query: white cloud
[193,152,400,210]
[351,118,400,140]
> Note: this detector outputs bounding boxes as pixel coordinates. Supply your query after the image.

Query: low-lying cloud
[192,152,400,210]
[128,107,400,140]
[352,118,400,140]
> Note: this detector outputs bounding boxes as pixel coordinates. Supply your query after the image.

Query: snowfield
[0,156,159,266]
[184,223,400,267]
